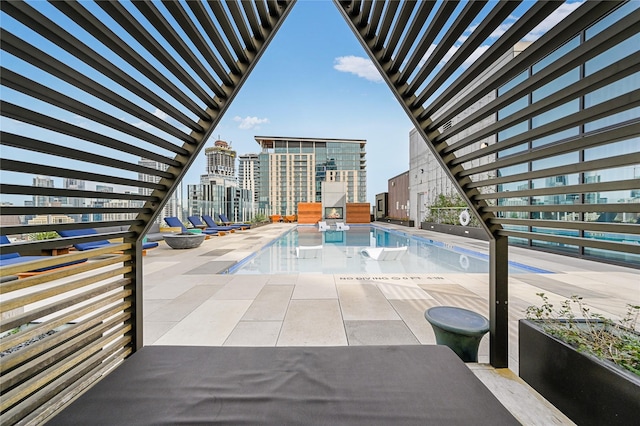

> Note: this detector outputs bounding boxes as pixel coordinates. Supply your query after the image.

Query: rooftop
[142,222,637,425]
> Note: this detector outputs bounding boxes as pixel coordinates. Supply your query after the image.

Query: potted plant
[519,293,640,425]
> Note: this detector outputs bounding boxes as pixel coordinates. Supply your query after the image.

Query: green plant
[526,293,640,376]
[251,213,267,223]
[30,231,60,241]
[423,193,471,225]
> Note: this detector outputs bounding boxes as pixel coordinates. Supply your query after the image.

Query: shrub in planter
[520,294,640,425]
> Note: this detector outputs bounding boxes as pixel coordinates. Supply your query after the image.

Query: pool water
[226,225,549,275]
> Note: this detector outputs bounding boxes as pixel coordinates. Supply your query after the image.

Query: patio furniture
[47,345,518,425]
[164,217,219,236]
[361,246,407,261]
[424,306,490,362]
[218,213,251,229]
[196,215,236,233]
[295,245,322,259]
[336,222,350,230]
[163,233,206,249]
[57,228,158,253]
[0,235,87,272]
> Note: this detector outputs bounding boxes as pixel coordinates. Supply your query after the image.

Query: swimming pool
[226,225,550,275]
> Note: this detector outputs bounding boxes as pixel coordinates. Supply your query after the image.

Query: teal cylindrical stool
[424,306,490,362]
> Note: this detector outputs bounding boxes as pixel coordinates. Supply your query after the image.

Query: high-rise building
[138,158,181,224]
[238,154,264,216]
[238,153,260,208]
[63,178,86,222]
[254,136,366,216]
[187,140,253,222]
[206,140,236,176]
[32,176,55,207]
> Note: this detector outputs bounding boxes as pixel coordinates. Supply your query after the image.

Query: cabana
[1,1,637,424]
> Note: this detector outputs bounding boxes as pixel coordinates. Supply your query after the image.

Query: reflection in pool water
[226,225,550,275]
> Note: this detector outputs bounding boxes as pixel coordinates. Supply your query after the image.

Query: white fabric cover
[362,246,407,261]
[296,245,323,259]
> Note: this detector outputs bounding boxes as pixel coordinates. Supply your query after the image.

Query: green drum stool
[425,306,490,362]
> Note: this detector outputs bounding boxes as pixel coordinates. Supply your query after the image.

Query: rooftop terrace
[141,222,636,425]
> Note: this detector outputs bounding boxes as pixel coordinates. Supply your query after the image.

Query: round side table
[425,306,490,362]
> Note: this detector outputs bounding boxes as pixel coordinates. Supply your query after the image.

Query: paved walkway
[142,222,638,425]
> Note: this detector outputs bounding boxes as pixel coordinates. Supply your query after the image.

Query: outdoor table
[425,306,490,362]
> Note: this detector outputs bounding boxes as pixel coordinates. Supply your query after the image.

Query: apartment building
[254,136,366,216]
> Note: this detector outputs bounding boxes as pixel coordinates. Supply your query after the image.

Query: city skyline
[0,1,583,207]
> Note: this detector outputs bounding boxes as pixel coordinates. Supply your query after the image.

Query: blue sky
[1,0,585,207]
[190,0,414,203]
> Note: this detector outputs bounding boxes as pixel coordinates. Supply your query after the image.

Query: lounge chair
[0,235,87,272]
[361,246,407,261]
[201,215,242,232]
[57,228,159,252]
[336,222,350,230]
[295,245,323,259]
[318,221,330,231]
[188,216,234,234]
[218,214,251,229]
[164,217,219,235]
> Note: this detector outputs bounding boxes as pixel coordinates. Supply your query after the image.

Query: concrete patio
[142,222,638,425]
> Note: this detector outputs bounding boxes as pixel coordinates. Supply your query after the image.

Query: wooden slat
[1,265,131,313]
[1,301,131,374]
[0,322,131,412]
[2,308,131,390]
[0,286,131,350]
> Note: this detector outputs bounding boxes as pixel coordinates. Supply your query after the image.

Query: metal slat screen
[0,1,293,424]
[0,0,638,423]
[336,0,639,264]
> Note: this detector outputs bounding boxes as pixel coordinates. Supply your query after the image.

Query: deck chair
[361,246,407,261]
[336,222,350,230]
[0,235,87,272]
[201,215,243,232]
[218,214,251,229]
[164,217,218,235]
[318,221,330,231]
[57,228,159,252]
[188,216,234,234]
[295,245,323,259]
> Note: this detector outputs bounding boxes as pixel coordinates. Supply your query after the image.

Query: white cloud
[419,43,489,69]
[233,115,269,130]
[333,56,383,82]
[524,1,584,42]
[153,109,168,120]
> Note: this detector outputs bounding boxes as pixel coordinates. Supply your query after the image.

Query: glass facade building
[254,136,367,216]
[496,1,640,266]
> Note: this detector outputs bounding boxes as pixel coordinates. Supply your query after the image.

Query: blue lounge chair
[57,228,158,252]
[164,217,218,235]
[201,215,244,232]
[217,214,251,229]
[187,216,235,233]
[0,235,87,271]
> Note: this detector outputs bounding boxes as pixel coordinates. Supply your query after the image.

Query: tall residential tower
[254,136,366,216]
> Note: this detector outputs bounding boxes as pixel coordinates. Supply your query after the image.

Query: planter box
[378,218,414,227]
[519,319,640,426]
[421,222,488,241]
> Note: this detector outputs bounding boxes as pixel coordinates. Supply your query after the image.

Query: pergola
[1,1,638,423]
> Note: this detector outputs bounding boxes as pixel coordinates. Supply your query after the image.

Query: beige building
[255,136,367,216]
